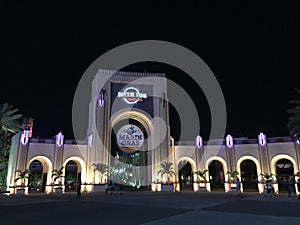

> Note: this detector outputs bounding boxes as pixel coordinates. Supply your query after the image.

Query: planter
[199,186,206,192]
[93,184,106,192]
[194,182,208,192]
[230,187,237,192]
[54,187,63,193]
[16,188,25,194]
[161,184,174,192]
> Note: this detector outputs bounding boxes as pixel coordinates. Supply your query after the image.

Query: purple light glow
[98,92,104,107]
[258,132,266,146]
[56,132,64,147]
[20,130,30,145]
[226,135,233,148]
[296,139,300,144]
[88,134,93,147]
[196,135,202,148]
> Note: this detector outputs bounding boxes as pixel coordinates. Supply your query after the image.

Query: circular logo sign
[117,124,144,152]
[118,87,147,104]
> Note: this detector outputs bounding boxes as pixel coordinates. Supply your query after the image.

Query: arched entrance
[28,160,43,193]
[208,160,225,191]
[27,157,52,193]
[276,158,294,193]
[64,160,80,192]
[240,160,258,192]
[178,160,193,190]
[110,116,150,189]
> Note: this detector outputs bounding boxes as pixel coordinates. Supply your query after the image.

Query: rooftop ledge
[28,136,293,146]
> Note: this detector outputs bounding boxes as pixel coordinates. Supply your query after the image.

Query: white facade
[6,70,300,194]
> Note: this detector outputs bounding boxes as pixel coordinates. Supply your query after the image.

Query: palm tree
[194,170,208,182]
[52,166,65,185]
[14,169,31,187]
[157,162,175,184]
[0,103,23,134]
[0,103,23,172]
[92,163,108,184]
[260,172,275,182]
[226,171,239,182]
[287,89,300,142]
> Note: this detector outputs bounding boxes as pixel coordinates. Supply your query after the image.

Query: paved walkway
[0,191,299,225]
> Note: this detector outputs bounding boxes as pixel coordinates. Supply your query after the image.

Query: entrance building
[6,69,300,194]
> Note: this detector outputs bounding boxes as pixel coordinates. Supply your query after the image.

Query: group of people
[265,178,300,199]
[235,177,300,199]
[105,180,123,195]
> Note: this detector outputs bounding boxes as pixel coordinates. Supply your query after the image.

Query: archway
[240,160,258,192]
[208,160,225,191]
[28,160,43,193]
[110,113,151,189]
[178,160,193,190]
[64,160,79,192]
[270,154,298,193]
[27,156,52,193]
[276,159,294,193]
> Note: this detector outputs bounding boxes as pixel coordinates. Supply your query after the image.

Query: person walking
[105,182,108,195]
[297,179,300,199]
[265,180,273,198]
[76,182,81,198]
[287,183,292,199]
[236,177,241,194]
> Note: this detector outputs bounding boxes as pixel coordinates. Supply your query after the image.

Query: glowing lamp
[20,130,30,145]
[296,139,300,144]
[258,132,266,146]
[98,92,104,107]
[226,135,233,148]
[196,135,202,148]
[56,132,64,147]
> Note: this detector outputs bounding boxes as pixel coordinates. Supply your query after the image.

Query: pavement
[0,191,299,225]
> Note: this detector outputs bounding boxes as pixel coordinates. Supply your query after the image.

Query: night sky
[0,1,299,141]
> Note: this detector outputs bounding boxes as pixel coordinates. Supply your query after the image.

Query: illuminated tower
[87,69,170,187]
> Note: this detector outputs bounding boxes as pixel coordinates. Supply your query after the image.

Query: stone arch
[270,154,298,179]
[110,110,153,137]
[110,110,155,187]
[270,154,298,194]
[176,157,197,172]
[176,157,197,181]
[237,156,260,192]
[63,156,86,184]
[174,157,196,191]
[237,156,261,181]
[205,156,228,181]
[205,156,228,192]
[27,156,53,193]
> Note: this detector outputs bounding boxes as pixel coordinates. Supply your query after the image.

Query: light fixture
[226,135,233,148]
[258,132,266,146]
[56,132,64,147]
[196,135,202,148]
[98,91,104,107]
[20,130,30,145]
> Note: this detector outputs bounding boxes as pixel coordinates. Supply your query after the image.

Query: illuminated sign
[276,163,292,169]
[117,124,144,152]
[118,87,147,104]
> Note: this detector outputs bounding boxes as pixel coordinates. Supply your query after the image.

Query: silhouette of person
[76,182,81,198]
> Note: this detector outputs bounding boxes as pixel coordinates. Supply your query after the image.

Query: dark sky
[0,1,299,141]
